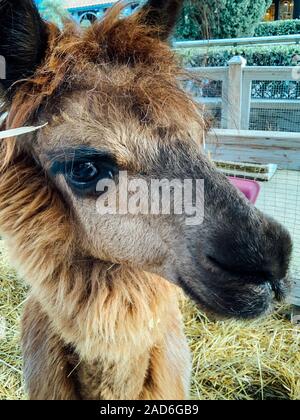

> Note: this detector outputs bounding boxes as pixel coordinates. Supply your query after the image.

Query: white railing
[174,34,300,49]
[190,56,300,133]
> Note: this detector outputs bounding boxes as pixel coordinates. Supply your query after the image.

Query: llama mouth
[176,271,287,320]
[204,254,289,303]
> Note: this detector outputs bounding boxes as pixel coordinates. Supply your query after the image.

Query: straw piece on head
[0,123,47,140]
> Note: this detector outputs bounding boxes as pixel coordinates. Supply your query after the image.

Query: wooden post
[227,56,246,130]
[240,72,252,130]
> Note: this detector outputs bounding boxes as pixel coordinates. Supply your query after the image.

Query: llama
[0,0,292,400]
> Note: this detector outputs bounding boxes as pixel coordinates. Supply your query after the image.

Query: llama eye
[65,159,116,196]
[48,148,118,197]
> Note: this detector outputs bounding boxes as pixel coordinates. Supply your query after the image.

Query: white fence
[187,57,300,170]
[174,34,300,49]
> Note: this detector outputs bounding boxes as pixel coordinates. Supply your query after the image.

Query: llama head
[0,0,292,319]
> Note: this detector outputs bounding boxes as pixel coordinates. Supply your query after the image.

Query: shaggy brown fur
[0,0,292,400]
[1,3,203,167]
[0,147,190,400]
[0,1,193,400]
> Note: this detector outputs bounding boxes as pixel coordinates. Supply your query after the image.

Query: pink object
[228,177,261,204]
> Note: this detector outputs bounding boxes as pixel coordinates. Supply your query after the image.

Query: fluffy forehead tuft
[7,3,201,129]
[1,1,206,179]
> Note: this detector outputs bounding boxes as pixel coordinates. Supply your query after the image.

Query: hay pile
[184,300,300,400]
[0,241,299,400]
[0,242,27,400]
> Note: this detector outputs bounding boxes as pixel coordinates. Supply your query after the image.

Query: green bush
[179,45,300,67]
[175,0,272,40]
[254,19,300,37]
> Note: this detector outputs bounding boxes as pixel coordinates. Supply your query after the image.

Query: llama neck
[30,259,177,361]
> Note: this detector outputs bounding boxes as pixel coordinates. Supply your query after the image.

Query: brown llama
[0,0,292,400]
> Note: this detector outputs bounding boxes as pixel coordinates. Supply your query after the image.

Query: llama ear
[0,0,48,97]
[140,0,183,40]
